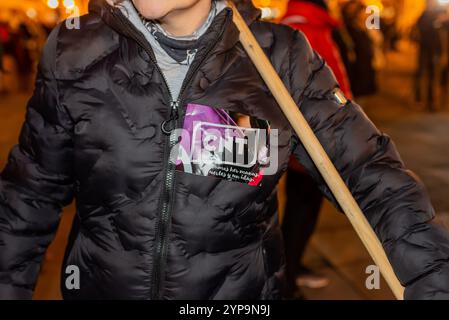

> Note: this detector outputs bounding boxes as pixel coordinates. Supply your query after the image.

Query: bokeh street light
[47,0,59,10]
[63,0,76,10]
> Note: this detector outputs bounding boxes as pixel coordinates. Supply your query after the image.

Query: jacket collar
[88,0,264,61]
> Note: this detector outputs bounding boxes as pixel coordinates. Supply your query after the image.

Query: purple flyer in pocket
[176,103,271,186]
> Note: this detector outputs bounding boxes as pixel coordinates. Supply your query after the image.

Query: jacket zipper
[152,13,231,300]
[109,7,231,300]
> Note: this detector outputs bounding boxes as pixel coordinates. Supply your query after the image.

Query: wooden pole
[226,1,405,300]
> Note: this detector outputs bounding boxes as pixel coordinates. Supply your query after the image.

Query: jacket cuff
[0,283,33,300]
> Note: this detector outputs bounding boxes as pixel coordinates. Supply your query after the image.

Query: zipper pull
[161,100,180,135]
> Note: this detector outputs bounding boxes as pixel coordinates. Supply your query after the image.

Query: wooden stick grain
[226,1,405,300]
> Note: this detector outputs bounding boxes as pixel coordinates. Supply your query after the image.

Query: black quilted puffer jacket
[1,0,449,300]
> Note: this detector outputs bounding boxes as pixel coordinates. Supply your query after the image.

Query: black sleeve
[0,24,74,299]
[288,30,449,299]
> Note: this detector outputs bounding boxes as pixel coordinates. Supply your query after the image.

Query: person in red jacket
[282,0,352,97]
[281,0,352,298]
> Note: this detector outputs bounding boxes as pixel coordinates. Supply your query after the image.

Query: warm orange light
[258,0,271,7]
[252,0,288,20]
[26,8,38,19]
[364,0,384,11]
[63,0,75,10]
[47,0,59,9]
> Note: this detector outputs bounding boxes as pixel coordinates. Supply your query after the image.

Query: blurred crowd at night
[1,0,449,111]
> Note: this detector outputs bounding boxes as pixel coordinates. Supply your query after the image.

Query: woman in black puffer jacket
[1,0,449,300]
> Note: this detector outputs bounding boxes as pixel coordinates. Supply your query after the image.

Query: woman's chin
[133,3,173,20]
[139,10,171,20]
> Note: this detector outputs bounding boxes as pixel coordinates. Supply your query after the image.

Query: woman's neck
[158,0,213,37]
